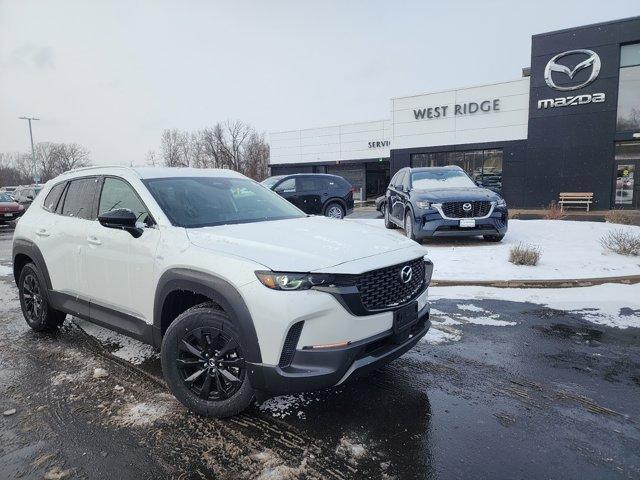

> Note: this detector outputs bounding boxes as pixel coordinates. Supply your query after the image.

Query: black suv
[261,174,354,218]
[384,166,508,242]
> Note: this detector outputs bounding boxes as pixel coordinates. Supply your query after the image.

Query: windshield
[144,176,305,228]
[0,193,14,202]
[260,176,285,189]
[411,170,476,190]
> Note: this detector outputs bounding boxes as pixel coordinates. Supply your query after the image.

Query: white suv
[13,167,432,417]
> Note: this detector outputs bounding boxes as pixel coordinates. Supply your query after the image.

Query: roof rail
[60,164,135,176]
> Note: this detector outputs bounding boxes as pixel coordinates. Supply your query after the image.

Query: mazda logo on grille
[544,49,601,91]
[462,203,472,212]
[400,265,413,284]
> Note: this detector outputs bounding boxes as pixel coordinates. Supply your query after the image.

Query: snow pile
[349,219,640,281]
[430,283,640,329]
[74,318,158,365]
[0,265,13,276]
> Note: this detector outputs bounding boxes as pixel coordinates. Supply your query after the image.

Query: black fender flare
[12,239,53,292]
[153,268,262,364]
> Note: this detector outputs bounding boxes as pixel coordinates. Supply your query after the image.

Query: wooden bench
[558,192,594,212]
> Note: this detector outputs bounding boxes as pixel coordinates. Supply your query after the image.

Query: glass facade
[617,43,640,131]
[410,149,503,193]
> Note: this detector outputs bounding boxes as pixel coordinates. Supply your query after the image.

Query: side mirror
[98,208,143,238]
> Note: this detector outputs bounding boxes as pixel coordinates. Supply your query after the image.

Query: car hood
[186,216,418,272]
[0,201,21,210]
[413,187,500,203]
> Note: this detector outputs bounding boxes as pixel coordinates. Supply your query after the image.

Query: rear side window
[61,177,99,219]
[42,183,66,212]
[297,177,320,192]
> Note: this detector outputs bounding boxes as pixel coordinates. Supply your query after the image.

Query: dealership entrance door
[613,142,640,209]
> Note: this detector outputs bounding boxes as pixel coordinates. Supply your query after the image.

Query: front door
[84,176,160,324]
[614,162,639,209]
[613,142,640,209]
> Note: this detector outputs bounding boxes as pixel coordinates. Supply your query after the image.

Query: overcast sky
[1,1,638,166]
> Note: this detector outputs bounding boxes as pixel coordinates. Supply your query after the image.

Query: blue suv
[384,166,508,242]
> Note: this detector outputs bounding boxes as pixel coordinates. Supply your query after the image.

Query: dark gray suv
[384,166,508,242]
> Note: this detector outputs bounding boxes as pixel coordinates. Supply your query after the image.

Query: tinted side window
[403,172,411,190]
[297,177,320,192]
[389,172,399,188]
[42,182,66,212]
[99,177,152,225]
[275,178,296,193]
[61,177,99,219]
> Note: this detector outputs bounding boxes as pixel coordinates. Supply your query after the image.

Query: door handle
[35,229,50,237]
[87,236,102,246]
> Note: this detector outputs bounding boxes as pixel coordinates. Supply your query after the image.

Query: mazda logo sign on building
[400,265,413,284]
[544,49,601,91]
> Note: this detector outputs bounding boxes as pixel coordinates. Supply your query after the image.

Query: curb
[431,275,640,289]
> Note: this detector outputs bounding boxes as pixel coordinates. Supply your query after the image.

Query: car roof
[56,165,247,181]
[279,173,344,179]
[408,165,464,172]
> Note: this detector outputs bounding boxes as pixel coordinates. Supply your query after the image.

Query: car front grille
[441,201,491,218]
[356,258,425,311]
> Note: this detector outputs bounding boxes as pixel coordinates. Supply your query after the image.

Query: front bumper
[0,211,24,221]
[247,302,430,396]
[413,207,508,239]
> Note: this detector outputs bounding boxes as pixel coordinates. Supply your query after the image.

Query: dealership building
[269,16,640,209]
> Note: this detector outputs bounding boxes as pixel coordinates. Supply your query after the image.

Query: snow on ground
[430,283,640,329]
[0,265,12,276]
[349,218,640,281]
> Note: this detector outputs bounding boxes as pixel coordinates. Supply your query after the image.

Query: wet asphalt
[0,217,639,479]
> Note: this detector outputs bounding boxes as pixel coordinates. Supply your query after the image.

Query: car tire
[324,202,345,219]
[161,303,254,418]
[404,210,417,241]
[384,204,397,229]
[18,263,66,332]
[380,202,387,219]
[483,234,505,242]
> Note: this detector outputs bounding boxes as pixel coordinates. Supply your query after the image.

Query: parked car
[0,192,25,223]
[261,174,354,219]
[13,167,432,418]
[12,185,43,209]
[384,166,508,242]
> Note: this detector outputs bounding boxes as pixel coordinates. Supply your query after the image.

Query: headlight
[255,271,335,290]
[496,198,506,207]
[416,200,431,209]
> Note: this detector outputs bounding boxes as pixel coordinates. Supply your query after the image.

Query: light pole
[18,116,40,182]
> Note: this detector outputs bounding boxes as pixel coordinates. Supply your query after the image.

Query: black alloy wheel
[161,303,255,417]
[177,327,246,401]
[18,263,66,332]
[22,273,43,323]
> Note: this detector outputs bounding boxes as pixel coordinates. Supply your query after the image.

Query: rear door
[296,176,323,214]
[49,177,100,301]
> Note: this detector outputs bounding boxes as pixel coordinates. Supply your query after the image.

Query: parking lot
[1,217,639,480]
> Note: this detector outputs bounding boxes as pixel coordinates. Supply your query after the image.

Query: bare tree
[154,121,270,180]
[0,141,92,186]
[55,143,91,172]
